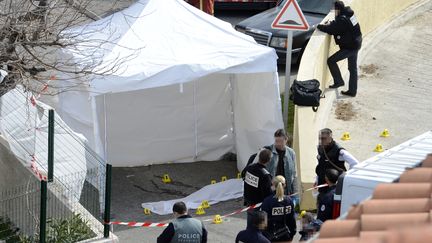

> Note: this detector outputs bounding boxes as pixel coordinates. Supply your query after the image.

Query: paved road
[326,7,432,162]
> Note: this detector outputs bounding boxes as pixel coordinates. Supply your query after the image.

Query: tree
[0,0,138,97]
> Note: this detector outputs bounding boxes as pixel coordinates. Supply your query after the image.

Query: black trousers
[327,48,359,94]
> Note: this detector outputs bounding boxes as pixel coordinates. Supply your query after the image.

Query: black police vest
[316,142,346,187]
[336,13,362,49]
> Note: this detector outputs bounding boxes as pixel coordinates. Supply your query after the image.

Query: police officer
[317,169,339,222]
[243,149,273,206]
[236,211,270,243]
[157,201,207,243]
[315,128,358,193]
[318,0,362,97]
[261,175,296,242]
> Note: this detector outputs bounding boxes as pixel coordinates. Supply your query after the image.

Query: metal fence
[0,87,110,242]
[0,177,40,240]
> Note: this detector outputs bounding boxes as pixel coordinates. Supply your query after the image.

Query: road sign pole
[283,30,293,128]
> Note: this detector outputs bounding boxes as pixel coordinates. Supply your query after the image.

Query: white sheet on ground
[141,179,243,215]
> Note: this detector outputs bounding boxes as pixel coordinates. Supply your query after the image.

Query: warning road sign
[271,0,309,31]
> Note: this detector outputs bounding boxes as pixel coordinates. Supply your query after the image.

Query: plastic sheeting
[0,87,89,201]
[141,179,243,215]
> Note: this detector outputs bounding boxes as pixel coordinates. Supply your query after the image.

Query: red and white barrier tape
[109,221,169,227]
[30,155,47,181]
[30,83,49,107]
[106,183,329,227]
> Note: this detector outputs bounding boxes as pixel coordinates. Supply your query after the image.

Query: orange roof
[313,154,432,243]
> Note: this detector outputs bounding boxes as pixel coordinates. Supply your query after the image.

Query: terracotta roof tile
[362,198,430,214]
[421,154,432,167]
[372,183,431,199]
[313,155,432,243]
[359,230,387,240]
[313,237,364,243]
[319,220,360,238]
[346,205,362,219]
[360,213,430,231]
[399,168,432,182]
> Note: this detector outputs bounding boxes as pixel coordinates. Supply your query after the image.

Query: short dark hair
[258,149,272,164]
[250,211,267,228]
[325,169,340,184]
[173,201,187,214]
[274,129,288,139]
[334,0,345,11]
[320,128,333,136]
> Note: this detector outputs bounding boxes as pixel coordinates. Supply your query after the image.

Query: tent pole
[103,94,108,162]
[229,75,236,146]
[193,80,198,159]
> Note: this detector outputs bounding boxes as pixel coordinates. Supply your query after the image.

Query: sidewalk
[326,7,432,162]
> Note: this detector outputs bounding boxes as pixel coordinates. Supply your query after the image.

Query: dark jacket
[157,215,207,243]
[236,227,271,243]
[261,194,297,240]
[315,142,346,193]
[317,185,337,222]
[317,7,362,50]
[243,163,273,205]
[241,146,272,178]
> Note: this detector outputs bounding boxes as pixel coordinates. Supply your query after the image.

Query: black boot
[341,90,356,97]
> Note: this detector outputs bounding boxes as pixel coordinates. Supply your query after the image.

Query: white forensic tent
[55,0,283,169]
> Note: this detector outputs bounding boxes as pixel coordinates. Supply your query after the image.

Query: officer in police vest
[157,201,207,243]
[242,149,273,206]
[315,128,358,193]
[261,175,296,241]
[318,0,362,97]
[317,169,339,222]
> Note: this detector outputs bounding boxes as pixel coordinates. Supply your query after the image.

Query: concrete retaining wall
[294,0,423,210]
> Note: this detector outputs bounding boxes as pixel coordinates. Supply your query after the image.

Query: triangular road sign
[271,0,309,31]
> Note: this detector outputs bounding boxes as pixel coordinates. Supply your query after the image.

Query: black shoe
[341,90,356,97]
[329,83,344,89]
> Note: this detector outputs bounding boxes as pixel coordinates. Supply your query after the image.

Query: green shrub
[19,214,96,243]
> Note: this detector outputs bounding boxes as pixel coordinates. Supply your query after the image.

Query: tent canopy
[61,0,278,94]
[55,0,283,169]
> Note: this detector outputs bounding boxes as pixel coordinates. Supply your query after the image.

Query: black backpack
[290,79,323,112]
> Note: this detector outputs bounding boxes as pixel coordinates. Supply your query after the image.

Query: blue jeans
[327,48,359,94]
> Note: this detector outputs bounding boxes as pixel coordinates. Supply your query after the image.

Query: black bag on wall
[289,79,322,111]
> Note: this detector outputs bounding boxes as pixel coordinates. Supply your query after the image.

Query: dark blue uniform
[235,228,270,243]
[243,163,273,206]
[317,185,336,222]
[261,194,297,241]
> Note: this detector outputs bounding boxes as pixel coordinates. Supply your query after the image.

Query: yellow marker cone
[341,132,351,141]
[195,206,206,215]
[221,176,227,182]
[213,214,223,224]
[162,174,172,183]
[298,210,307,219]
[144,208,151,215]
[237,172,241,179]
[211,180,216,184]
[374,144,384,152]
[201,200,210,209]
[380,129,390,137]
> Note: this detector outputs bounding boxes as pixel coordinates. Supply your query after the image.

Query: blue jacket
[261,194,297,239]
[266,145,298,197]
[235,227,270,243]
[317,185,336,222]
